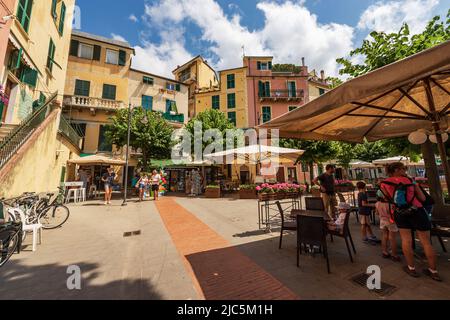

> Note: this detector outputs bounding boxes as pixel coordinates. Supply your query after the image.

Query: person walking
[137,174,148,202]
[380,162,441,281]
[101,167,116,205]
[151,170,161,201]
[313,165,338,219]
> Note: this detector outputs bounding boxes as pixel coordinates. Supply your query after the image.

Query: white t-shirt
[152,174,161,185]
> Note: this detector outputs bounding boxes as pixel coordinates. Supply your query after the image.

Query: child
[375,190,401,262]
[357,181,381,245]
[327,202,350,233]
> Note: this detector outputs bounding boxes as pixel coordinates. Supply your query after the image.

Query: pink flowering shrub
[256,183,305,194]
[0,85,9,106]
[335,179,353,187]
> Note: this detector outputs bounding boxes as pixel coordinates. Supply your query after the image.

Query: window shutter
[51,0,57,19]
[118,50,126,66]
[47,39,55,72]
[268,61,272,70]
[70,40,79,56]
[265,82,270,97]
[258,81,264,97]
[257,61,261,70]
[58,2,66,35]
[175,83,181,92]
[21,67,38,87]
[165,99,171,113]
[93,45,101,61]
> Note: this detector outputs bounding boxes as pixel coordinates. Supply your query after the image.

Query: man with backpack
[380,162,441,282]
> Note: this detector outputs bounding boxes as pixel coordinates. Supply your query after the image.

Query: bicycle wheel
[0,228,20,268]
[39,205,70,230]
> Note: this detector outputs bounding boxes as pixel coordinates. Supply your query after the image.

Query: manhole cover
[351,273,397,297]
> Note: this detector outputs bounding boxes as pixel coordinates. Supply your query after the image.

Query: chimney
[301,57,305,67]
[320,70,325,80]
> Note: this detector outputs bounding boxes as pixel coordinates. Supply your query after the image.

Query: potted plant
[256,184,276,201]
[239,184,258,199]
[335,180,354,192]
[205,184,221,198]
[310,185,321,196]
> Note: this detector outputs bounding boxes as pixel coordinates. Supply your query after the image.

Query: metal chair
[297,214,330,274]
[328,210,357,263]
[276,201,297,249]
[305,197,325,211]
[338,193,359,223]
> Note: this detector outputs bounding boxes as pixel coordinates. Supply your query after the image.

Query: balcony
[259,90,305,102]
[162,112,185,123]
[63,96,125,111]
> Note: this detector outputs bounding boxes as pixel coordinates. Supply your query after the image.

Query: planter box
[335,185,355,193]
[239,189,258,199]
[205,188,221,198]
[310,189,321,197]
[258,193,275,201]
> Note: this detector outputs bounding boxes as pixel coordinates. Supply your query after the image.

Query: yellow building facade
[308,69,331,102]
[195,67,249,129]
[172,56,218,118]
[62,30,134,155]
[1,0,75,124]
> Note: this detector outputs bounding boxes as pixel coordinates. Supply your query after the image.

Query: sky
[73,0,448,78]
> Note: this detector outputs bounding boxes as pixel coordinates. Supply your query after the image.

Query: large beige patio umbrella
[259,40,450,194]
[68,155,126,166]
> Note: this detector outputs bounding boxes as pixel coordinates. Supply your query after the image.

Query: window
[228,112,236,126]
[288,81,297,97]
[258,81,270,97]
[262,106,271,123]
[98,125,112,152]
[106,49,119,65]
[289,106,298,112]
[319,88,326,96]
[179,69,191,82]
[212,95,220,110]
[142,95,153,111]
[58,2,66,35]
[257,61,272,70]
[17,0,33,33]
[287,168,297,182]
[47,39,56,72]
[51,0,57,19]
[102,84,116,100]
[78,43,94,60]
[227,93,236,109]
[74,80,90,96]
[166,83,176,91]
[227,74,235,89]
[143,76,154,85]
[118,50,126,66]
[166,99,177,113]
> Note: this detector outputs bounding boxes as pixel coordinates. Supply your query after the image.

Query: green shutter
[58,2,66,35]
[93,45,101,61]
[257,61,261,70]
[262,107,271,123]
[264,82,270,97]
[17,0,32,33]
[227,93,236,109]
[142,95,153,110]
[118,50,126,66]
[75,80,90,96]
[175,83,181,92]
[51,0,57,19]
[21,67,38,87]
[102,84,116,100]
[70,40,79,56]
[227,74,235,89]
[258,81,264,97]
[268,61,272,70]
[47,39,56,72]
[228,112,236,126]
[212,96,220,110]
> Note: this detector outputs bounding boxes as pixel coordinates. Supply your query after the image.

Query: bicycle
[0,198,22,268]
[35,187,70,230]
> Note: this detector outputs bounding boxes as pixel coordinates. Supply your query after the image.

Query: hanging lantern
[429,133,449,144]
[408,130,428,145]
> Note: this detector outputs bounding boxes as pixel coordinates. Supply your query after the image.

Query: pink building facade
[244,56,309,127]
[0,0,16,74]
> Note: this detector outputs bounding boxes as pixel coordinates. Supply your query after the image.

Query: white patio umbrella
[372,156,411,166]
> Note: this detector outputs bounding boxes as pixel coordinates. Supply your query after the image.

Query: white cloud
[111,33,127,42]
[129,14,138,23]
[134,0,355,77]
[358,0,440,34]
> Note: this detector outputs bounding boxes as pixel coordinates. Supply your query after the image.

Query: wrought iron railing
[58,116,82,149]
[162,112,184,123]
[0,92,57,170]
[259,90,305,99]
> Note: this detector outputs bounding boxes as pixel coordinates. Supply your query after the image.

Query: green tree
[184,109,236,155]
[281,139,338,182]
[353,140,390,162]
[336,11,450,160]
[335,142,359,177]
[326,77,343,89]
[105,108,175,170]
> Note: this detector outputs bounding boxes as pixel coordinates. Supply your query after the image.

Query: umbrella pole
[422,140,444,208]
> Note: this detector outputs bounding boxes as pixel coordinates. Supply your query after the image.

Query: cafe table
[290,209,331,221]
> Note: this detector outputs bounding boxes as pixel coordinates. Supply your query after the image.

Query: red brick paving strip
[154,198,299,300]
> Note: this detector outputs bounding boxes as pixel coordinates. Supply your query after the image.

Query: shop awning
[68,155,125,166]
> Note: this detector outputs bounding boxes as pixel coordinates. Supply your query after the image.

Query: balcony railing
[162,112,184,123]
[64,96,125,110]
[58,116,82,149]
[259,90,305,101]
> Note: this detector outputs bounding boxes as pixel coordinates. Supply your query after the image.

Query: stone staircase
[0,124,18,142]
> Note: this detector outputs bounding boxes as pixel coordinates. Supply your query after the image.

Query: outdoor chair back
[305,197,325,211]
[328,209,356,262]
[276,201,297,249]
[296,214,330,273]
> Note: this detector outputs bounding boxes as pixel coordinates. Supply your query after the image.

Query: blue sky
[74,0,448,77]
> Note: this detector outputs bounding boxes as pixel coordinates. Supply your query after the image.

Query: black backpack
[380,178,418,217]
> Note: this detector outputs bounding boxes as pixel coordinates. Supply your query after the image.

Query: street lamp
[122,104,149,206]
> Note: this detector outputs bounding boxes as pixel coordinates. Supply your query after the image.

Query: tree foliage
[272,64,303,73]
[105,108,175,170]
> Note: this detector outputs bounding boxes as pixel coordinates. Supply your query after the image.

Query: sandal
[423,269,443,282]
[403,266,420,278]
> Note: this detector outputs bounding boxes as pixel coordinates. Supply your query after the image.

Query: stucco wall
[0,0,16,79]
[0,109,80,198]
